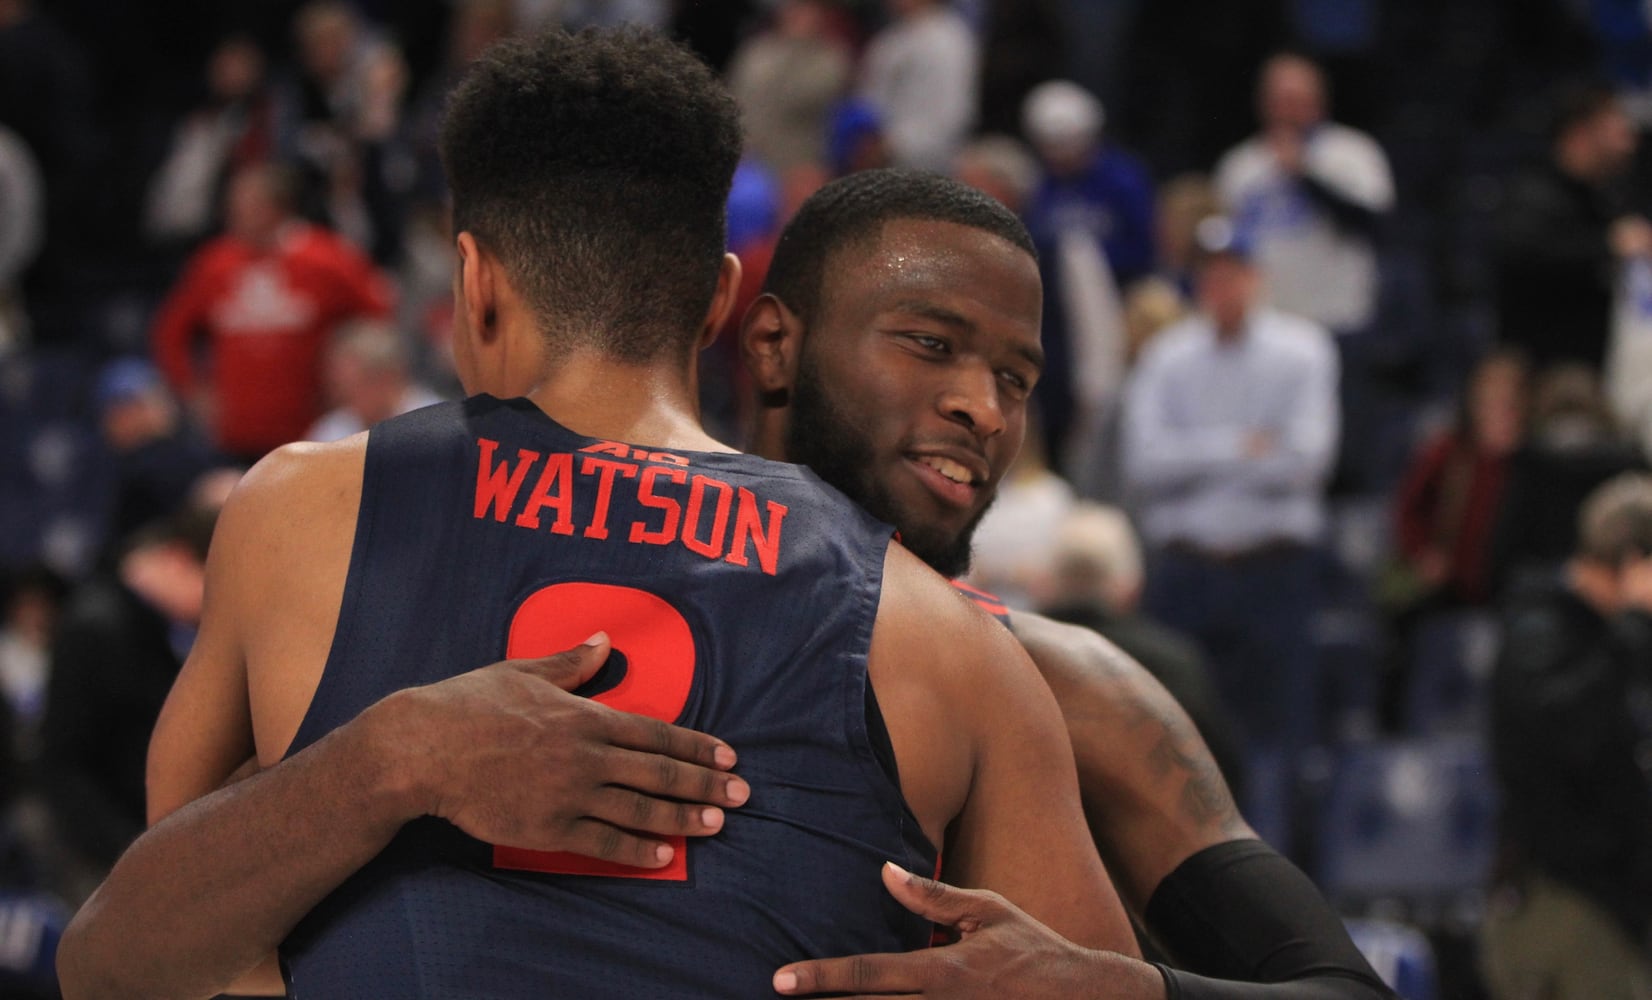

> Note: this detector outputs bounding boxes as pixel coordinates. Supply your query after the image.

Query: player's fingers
[772,952,928,996]
[562,818,675,869]
[880,862,1006,930]
[601,705,739,771]
[513,632,613,691]
[599,742,751,809]
[589,786,726,838]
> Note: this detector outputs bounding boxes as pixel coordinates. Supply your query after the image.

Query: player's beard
[784,347,992,580]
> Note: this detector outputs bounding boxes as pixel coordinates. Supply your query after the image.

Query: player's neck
[522,352,732,454]
[747,408,787,462]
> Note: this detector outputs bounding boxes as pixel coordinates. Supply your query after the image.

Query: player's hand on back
[772,863,1167,1000]
[367,632,749,869]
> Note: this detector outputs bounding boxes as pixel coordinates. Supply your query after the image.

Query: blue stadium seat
[1403,610,1499,734]
[1345,917,1438,1000]
[1315,735,1498,907]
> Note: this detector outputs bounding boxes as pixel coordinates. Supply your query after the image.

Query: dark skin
[743,218,1255,996]
[62,226,1134,997]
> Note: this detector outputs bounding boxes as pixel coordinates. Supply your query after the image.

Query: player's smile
[902,446,988,511]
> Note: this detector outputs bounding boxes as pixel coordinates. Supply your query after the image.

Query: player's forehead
[816,217,1042,332]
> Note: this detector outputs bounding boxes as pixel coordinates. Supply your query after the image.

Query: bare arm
[873,549,1137,954]
[776,613,1394,999]
[61,639,749,1000]
[1010,612,1250,908]
[60,445,750,1000]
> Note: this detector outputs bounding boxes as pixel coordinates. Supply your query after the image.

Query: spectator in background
[1123,217,1339,806]
[0,121,41,352]
[825,98,891,177]
[142,36,275,254]
[1215,53,1394,337]
[1218,52,1395,495]
[150,162,393,462]
[1491,364,1648,594]
[953,133,1041,214]
[1153,173,1222,298]
[0,565,66,756]
[95,358,224,551]
[1021,80,1154,477]
[1484,472,1652,1000]
[1496,82,1648,373]
[0,0,98,345]
[40,509,215,901]
[1392,351,1529,611]
[1038,503,1246,797]
[965,422,1075,609]
[1023,81,1157,289]
[305,319,443,442]
[281,0,413,265]
[727,0,851,174]
[1380,351,1527,729]
[859,0,978,172]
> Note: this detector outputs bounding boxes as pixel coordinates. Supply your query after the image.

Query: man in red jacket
[150,163,393,460]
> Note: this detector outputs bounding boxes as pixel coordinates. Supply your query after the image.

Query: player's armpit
[873,548,1137,955]
[1010,613,1252,910]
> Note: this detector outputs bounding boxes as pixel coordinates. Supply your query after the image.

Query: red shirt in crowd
[151,222,393,457]
[1394,431,1510,605]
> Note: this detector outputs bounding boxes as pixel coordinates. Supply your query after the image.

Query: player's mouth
[903,450,988,510]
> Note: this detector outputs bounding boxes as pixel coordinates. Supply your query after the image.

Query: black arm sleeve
[1144,839,1395,1000]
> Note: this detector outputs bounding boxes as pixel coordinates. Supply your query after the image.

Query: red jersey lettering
[580,457,639,540]
[724,488,788,576]
[682,475,734,559]
[474,439,540,522]
[630,466,688,545]
[495,581,698,881]
[514,453,577,535]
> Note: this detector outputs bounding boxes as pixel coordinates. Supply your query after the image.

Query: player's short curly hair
[439,27,742,362]
[762,169,1036,323]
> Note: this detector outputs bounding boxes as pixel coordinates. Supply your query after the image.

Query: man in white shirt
[1122,218,1338,850]
[859,0,978,173]
[1214,53,1393,335]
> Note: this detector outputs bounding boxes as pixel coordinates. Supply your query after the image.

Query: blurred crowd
[3,0,1652,996]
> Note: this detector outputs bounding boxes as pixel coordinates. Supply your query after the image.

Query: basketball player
[57,30,1137,1000]
[741,171,1393,998]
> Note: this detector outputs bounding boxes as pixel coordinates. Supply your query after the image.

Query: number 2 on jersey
[493,581,698,881]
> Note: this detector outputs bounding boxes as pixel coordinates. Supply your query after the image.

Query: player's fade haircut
[439,27,742,362]
[763,169,1036,323]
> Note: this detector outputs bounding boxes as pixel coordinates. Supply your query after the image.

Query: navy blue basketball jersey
[280,395,936,999]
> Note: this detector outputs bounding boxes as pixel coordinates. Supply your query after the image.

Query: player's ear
[697,253,744,352]
[455,231,500,346]
[741,293,803,410]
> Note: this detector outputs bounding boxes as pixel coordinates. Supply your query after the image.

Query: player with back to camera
[55,28,1136,1000]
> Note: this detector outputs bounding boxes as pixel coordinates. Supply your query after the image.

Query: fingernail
[726,778,750,806]
[773,971,797,992]
[885,861,912,881]
[713,744,736,768]
[582,631,609,647]
[655,842,673,864]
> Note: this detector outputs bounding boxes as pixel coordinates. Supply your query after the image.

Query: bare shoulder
[1010,609,1251,907]
[875,550,1137,951]
[867,546,1046,843]
[222,436,369,534]
[220,436,369,764]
